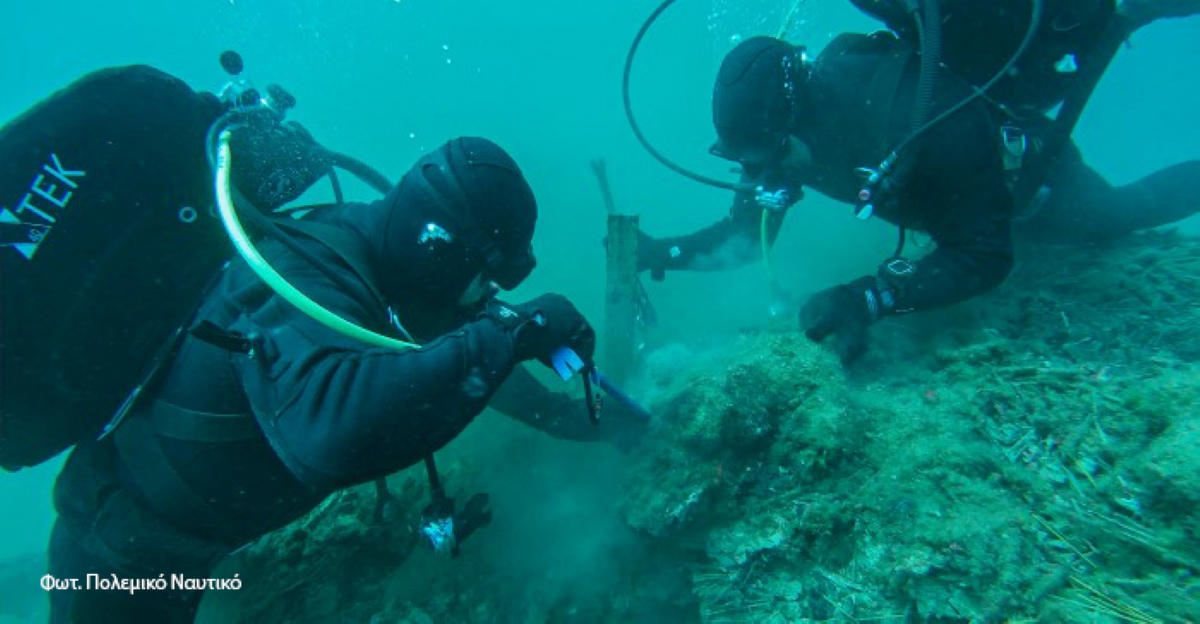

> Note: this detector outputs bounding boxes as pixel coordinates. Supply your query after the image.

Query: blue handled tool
[549,347,652,422]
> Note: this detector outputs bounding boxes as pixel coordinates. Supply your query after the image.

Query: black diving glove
[418,493,492,557]
[604,229,674,281]
[799,277,893,365]
[230,114,334,210]
[604,230,681,282]
[486,295,596,366]
[635,230,676,281]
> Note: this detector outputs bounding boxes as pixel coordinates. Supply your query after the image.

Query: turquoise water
[1,1,1197,621]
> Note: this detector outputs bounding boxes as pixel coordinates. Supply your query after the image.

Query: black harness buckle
[190,320,255,355]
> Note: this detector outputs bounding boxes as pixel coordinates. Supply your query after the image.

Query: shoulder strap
[272,218,394,333]
[113,415,239,542]
[148,400,258,443]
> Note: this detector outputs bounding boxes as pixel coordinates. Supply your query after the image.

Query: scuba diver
[631,0,1200,364]
[1,64,645,623]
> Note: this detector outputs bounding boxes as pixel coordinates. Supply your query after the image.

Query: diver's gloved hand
[230,115,333,210]
[635,230,676,281]
[418,493,492,558]
[602,229,676,281]
[488,295,596,366]
[451,493,492,552]
[799,277,892,365]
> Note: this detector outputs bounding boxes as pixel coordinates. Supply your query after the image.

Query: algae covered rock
[619,334,847,539]
[618,234,1200,622]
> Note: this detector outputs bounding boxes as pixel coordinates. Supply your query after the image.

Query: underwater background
[1,0,1198,621]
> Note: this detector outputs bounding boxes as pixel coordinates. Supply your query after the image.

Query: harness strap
[113,415,227,533]
[273,218,393,332]
[189,320,254,354]
[149,400,258,443]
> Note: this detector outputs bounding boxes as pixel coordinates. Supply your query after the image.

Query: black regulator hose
[327,167,345,205]
[888,0,939,257]
[623,0,754,192]
[909,0,941,134]
[329,151,393,196]
[283,122,393,199]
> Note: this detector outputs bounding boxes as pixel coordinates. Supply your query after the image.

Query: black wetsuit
[48,203,615,624]
[658,30,1199,315]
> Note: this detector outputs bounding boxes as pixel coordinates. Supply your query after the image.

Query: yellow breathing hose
[759,0,805,292]
[215,129,419,351]
[761,209,777,287]
[776,0,806,39]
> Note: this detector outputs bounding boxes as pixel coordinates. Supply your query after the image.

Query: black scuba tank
[0,65,231,471]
